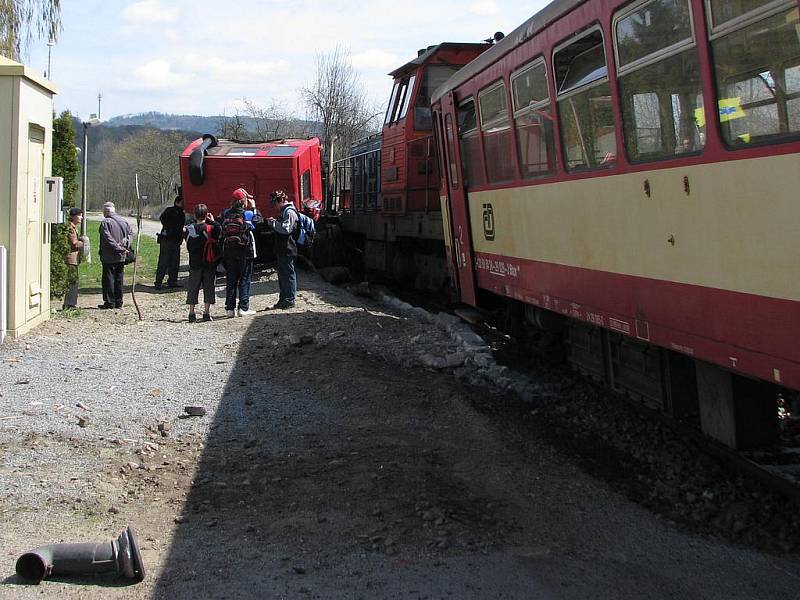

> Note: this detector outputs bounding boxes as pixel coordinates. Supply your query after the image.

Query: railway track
[462,308,800,550]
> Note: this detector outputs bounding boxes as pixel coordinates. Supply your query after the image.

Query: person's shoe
[273,301,295,310]
[238,308,257,316]
[226,309,236,318]
[202,313,212,322]
[154,283,163,290]
[188,313,197,323]
[97,303,113,309]
[114,304,123,309]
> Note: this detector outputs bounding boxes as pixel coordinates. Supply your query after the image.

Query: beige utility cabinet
[0,56,58,340]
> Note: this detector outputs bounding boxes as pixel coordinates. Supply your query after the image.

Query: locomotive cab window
[511,58,556,177]
[554,27,618,171]
[415,66,460,130]
[479,81,515,183]
[385,81,401,125]
[398,75,417,121]
[458,98,484,187]
[708,1,800,147]
[615,0,705,162]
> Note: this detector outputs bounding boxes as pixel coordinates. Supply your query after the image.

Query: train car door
[440,93,477,306]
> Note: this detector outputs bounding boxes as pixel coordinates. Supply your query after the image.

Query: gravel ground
[0,262,799,599]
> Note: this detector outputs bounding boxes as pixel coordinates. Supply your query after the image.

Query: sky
[22,0,547,122]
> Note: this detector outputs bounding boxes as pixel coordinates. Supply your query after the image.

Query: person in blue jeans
[266,190,298,309]
[221,189,256,317]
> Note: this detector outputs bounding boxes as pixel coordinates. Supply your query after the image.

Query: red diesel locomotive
[332,41,494,290]
[431,0,800,450]
[179,134,323,221]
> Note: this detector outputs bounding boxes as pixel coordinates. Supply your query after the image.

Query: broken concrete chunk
[419,354,447,370]
[184,406,206,417]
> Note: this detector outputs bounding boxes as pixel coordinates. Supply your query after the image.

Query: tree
[49,109,79,298]
[0,0,61,60]
[217,100,310,141]
[217,113,249,140]
[300,46,381,172]
[89,129,191,212]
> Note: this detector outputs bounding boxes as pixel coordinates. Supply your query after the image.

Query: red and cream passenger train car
[432,0,800,449]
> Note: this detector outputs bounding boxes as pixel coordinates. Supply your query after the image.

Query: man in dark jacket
[155,195,185,289]
[266,189,298,309]
[98,202,133,309]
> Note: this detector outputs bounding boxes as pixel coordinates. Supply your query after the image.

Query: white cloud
[123,0,180,23]
[352,49,400,71]
[468,1,499,16]
[130,59,191,90]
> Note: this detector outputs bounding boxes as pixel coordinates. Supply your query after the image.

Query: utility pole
[98,93,103,120]
[46,39,55,79]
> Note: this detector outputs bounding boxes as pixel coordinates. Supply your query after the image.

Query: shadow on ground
[148,281,548,599]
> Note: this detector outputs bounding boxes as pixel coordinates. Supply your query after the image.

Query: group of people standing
[184,187,298,322]
[62,187,300,321]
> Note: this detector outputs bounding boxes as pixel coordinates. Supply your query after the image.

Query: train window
[385,82,400,125]
[479,82,508,127]
[554,29,608,95]
[709,4,800,147]
[615,0,705,162]
[707,0,786,31]
[615,0,693,69]
[267,146,297,157]
[479,82,515,183]
[445,113,459,189]
[398,75,417,120]
[554,28,617,170]
[458,99,478,133]
[226,147,259,156]
[511,60,549,112]
[512,59,556,178]
[301,170,311,200]
[458,98,484,187]
[415,66,460,130]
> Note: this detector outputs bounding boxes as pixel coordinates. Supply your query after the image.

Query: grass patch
[79,225,160,291]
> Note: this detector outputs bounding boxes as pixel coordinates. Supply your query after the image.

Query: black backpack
[222,212,249,254]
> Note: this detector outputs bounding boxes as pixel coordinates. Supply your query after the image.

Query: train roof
[181,136,320,158]
[431,0,584,102]
[389,42,491,77]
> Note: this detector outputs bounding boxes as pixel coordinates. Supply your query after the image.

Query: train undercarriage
[499,295,796,455]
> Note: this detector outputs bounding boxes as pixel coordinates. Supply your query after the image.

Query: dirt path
[1,264,798,599]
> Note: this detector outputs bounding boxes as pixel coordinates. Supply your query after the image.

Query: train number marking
[586,312,605,326]
[608,318,631,335]
[729,356,738,368]
[482,203,495,241]
[475,257,520,278]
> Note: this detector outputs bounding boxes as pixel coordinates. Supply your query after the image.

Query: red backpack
[202,223,221,265]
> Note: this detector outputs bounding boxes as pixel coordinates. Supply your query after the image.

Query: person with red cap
[221,188,257,317]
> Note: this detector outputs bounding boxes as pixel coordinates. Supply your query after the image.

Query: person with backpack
[266,189,298,309]
[184,203,221,322]
[222,189,257,317]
